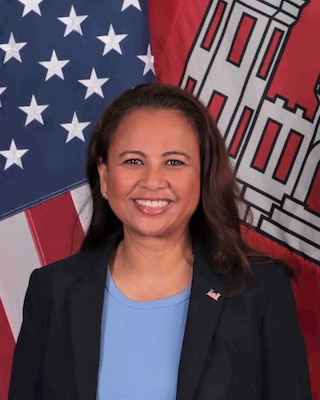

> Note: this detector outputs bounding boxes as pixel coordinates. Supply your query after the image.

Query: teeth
[135,199,169,208]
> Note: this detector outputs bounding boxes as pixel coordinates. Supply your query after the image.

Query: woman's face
[98,109,201,240]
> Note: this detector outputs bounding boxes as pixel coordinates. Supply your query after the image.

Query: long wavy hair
[81,83,258,295]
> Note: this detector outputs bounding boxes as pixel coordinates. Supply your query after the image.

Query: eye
[166,159,184,166]
[123,159,142,165]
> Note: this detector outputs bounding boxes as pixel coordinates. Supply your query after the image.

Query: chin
[128,225,187,240]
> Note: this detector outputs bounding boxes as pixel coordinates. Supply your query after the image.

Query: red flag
[148,0,320,398]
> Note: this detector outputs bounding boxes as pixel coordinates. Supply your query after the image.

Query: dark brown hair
[82,83,257,294]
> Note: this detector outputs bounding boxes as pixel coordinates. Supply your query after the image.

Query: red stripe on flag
[201,0,227,50]
[208,91,227,123]
[307,164,320,214]
[273,130,303,183]
[258,29,283,79]
[185,77,197,93]
[227,14,256,66]
[252,119,281,171]
[25,192,85,266]
[229,107,253,157]
[0,299,15,400]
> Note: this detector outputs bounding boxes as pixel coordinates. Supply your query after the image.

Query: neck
[109,231,194,301]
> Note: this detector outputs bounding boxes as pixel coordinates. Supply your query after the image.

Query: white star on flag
[0,139,28,170]
[137,44,155,75]
[97,24,128,56]
[0,33,27,64]
[39,50,70,81]
[0,87,7,107]
[18,0,43,17]
[60,112,90,143]
[78,68,109,99]
[57,6,88,37]
[18,95,49,126]
[121,0,141,11]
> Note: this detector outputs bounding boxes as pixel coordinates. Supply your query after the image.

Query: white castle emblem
[180,0,319,263]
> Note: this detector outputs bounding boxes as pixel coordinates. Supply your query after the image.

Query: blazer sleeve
[9,268,45,400]
[261,265,312,399]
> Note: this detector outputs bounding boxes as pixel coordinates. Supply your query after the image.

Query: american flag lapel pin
[206,288,221,301]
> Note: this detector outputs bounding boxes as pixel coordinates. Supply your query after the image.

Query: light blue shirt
[97,271,191,400]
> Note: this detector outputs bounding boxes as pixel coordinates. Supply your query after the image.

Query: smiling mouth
[134,199,170,208]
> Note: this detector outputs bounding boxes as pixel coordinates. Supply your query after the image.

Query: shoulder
[193,237,291,295]
[249,258,287,281]
[246,260,299,326]
[28,238,116,295]
[219,259,295,318]
[243,258,293,302]
[220,257,290,291]
[248,258,293,295]
[32,246,103,280]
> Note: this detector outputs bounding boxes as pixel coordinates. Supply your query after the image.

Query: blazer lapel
[177,241,226,400]
[68,240,117,399]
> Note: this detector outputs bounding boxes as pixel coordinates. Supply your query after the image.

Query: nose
[139,164,168,191]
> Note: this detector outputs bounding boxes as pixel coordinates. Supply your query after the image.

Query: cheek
[179,174,201,205]
[106,172,136,197]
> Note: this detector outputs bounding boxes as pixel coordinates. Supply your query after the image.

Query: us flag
[0,0,154,397]
[1,0,320,399]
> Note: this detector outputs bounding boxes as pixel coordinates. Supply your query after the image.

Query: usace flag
[149,0,320,398]
[0,1,155,397]
[0,0,319,398]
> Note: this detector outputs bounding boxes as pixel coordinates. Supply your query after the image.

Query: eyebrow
[118,150,191,159]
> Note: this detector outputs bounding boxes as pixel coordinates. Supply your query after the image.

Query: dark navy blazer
[9,236,311,399]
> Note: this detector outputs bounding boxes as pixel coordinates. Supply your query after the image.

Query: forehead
[110,108,199,148]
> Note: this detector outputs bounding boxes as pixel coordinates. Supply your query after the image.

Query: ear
[97,159,108,197]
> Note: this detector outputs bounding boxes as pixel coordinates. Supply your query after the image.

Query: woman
[9,83,311,399]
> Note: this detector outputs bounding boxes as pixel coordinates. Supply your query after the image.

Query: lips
[134,199,170,208]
